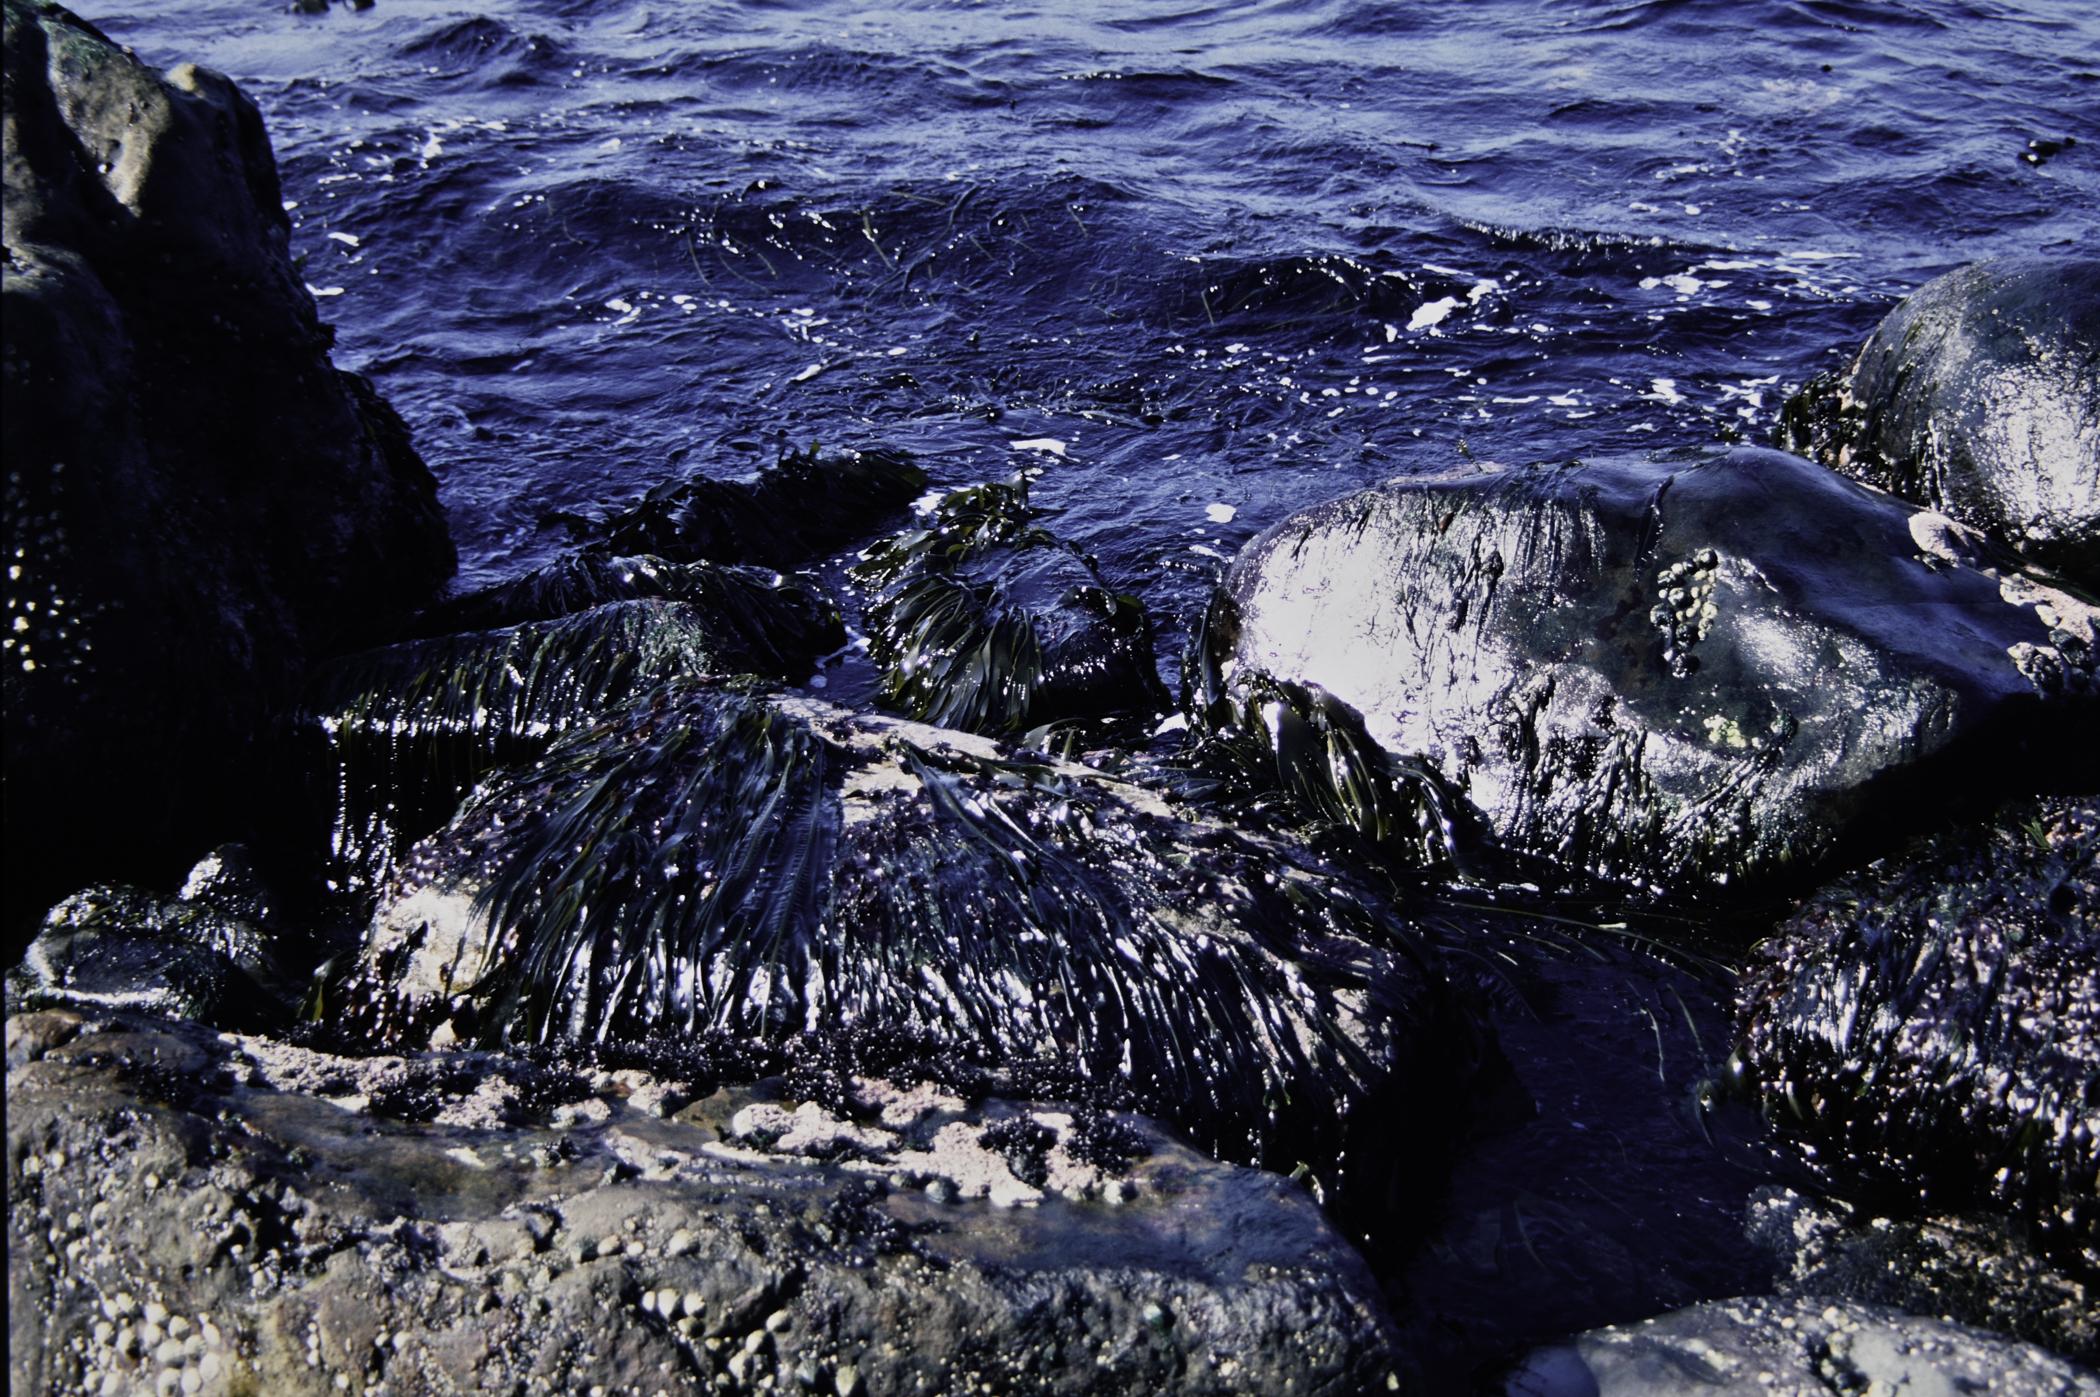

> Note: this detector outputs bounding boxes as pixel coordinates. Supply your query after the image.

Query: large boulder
[1204,446,2096,896]
[318,684,1489,1238]
[1729,796,2098,1283]
[7,1009,1414,1397]
[1777,257,2100,588]
[1,0,455,937]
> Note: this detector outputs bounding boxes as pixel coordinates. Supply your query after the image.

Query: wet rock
[853,476,1170,735]
[2,0,455,932]
[7,1009,1413,1397]
[1778,257,2100,588]
[293,597,837,894]
[556,442,928,569]
[5,846,295,1030]
[402,551,844,672]
[320,684,1487,1230]
[1207,446,2095,896]
[1730,796,2098,1280]
[1745,1187,2096,1364]
[1500,1295,2098,1397]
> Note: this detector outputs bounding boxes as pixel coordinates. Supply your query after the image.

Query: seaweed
[564,443,928,568]
[292,600,753,894]
[853,476,1168,734]
[343,683,1473,1186]
[1171,589,1488,879]
[402,552,844,676]
[1731,796,2100,1280]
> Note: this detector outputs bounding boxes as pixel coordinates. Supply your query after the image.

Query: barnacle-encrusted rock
[853,477,1169,735]
[1745,1187,2096,1363]
[1206,445,2095,896]
[2,0,455,930]
[6,1009,1413,1397]
[1778,257,2100,588]
[321,683,1486,1229]
[1502,1295,2099,1397]
[1730,796,2098,1282]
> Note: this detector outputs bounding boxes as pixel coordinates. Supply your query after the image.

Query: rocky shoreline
[6,1,2097,1394]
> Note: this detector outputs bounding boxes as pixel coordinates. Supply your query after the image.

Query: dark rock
[1729,796,2098,1281]
[7,1009,1414,1396]
[293,597,830,895]
[1207,446,2096,897]
[1,0,455,936]
[4,846,295,1030]
[320,687,1487,1238]
[1777,257,2100,588]
[1500,1295,2098,1396]
[1745,1187,2096,1364]
[853,476,1169,735]
[562,442,928,569]
[402,551,844,670]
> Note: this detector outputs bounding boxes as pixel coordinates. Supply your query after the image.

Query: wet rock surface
[323,687,1487,1231]
[1777,257,2100,589]
[295,596,842,896]
[7,846,298,1031]
[1210,445,2094,896]
[853,478,1169,735]
[1746,1188,2096,1365]
[1,0,455,933]
[8,1008,1409,1397]
[1730,796,2098,1280]
[1500,1295,2099,1397]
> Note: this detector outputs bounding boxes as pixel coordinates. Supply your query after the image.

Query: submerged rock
[2,0,455,930]
[320,684,1486,1227]
[4,846,294,1030]
[854,477,1169,735]
[6,1010,1412,1397]
[1729,796,2098,1281]
[1745,1187,2096,1364]
[1778,257,2100,588]
[555,442,928,569]
[1208,445,2094,896]
[295,596,837,895]
[1501,1295,2098,1397]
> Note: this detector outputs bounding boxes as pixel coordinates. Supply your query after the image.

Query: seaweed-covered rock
[555,442,928,568]
[403,552,843,668]
[1745,1187,2096,1363]
[2,0,455,933]
[1729,797,2098,1280]
[1208,446,2095,896]
[321,685,1485,1226]
[853,477,1169,734]
[1778,258,2100,588]
[6,1010,1415,1397]
[4,846,294,1029]
[296,598,818,894]
[1501,1295,2099,1397]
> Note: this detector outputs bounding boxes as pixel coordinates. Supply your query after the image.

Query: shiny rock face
[1731,797,2099,1283]
[1210,445,2092,896]
[1779,257,2100,589]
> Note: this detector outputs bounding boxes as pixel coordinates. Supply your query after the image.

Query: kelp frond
[851,474,1058,586]
[864,571,1046,733]
[295,600,733,893]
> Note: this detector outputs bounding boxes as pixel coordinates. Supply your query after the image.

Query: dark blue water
[90,0,2100,1383]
